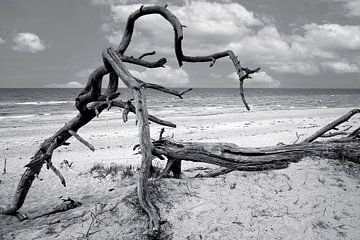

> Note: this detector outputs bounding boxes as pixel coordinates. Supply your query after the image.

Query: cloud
[94,0,360,86]
[45,81,84,88]
[269,62,320,76]
[228,71,281,88]
[296,23,360,50]
[336,0,360,17]
[229,23,360,75]
[0,37,5,44]
[321,61,359,73]
[104,1,262,55]
[130,66,189,87]
[344,0,360,16]
[12,32,47,53]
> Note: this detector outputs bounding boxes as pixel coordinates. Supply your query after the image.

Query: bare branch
[89,100,177,128]
[103,47,160,237]
[319,127,352,138]
[139,51,156,60]
[68,130,95,151]
[138,79,192,99]
[302,109,360,143]
[122,54,166,68]
[115,5,255,110]
[48,161,66,187]
[194,167,233,178]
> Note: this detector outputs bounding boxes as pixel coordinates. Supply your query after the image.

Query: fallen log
[154,109,360,175]
[154,137,360,172]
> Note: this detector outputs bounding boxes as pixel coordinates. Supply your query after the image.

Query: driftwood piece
[194,167,233,178]
[302,109,360,143]
[0,98,175,216]
[152,109,360,176]
[68,130,95,151]
[154,137,360,172]
[31,198,81,220]
[159,158,181,179]
[102,47,160,237]
[2,4,359,239]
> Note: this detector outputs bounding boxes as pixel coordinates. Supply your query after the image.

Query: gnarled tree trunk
[1,4,359,239]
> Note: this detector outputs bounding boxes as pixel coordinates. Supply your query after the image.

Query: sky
[0,0,359,88]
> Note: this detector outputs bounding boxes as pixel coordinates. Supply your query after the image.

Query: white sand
[0,107,359,239]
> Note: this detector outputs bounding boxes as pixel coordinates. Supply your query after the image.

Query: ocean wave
[0,114,35,120]
[15,101,73,106]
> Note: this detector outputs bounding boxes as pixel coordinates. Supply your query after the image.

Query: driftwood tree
[1,5,359,239]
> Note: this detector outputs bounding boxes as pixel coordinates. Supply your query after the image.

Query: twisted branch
[2,5,259,237]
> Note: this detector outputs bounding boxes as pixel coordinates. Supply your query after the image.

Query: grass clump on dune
[89,163,135,179]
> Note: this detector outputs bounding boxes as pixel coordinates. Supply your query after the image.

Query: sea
[0,88,359,128]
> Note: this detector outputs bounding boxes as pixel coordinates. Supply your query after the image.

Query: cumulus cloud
[104,1,262,54]
[228,71,281,88]
[321,61,359,73]
[130,66,189,87]
[296,23,360,50]
[45,81,84,88]
[0,37,5,44]
[228,23,360,75]
[344,0,360,16]
[270,62,320,76]
[94,0,360,86]
[12,32,46,53]
[336,0,360,17]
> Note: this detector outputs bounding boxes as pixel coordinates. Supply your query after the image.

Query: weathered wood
[195,167,233,178]
[154,137,360,172]
[159,158,182,178]
[31,198,81,220]
[0,97,174,216]
[102,47,160,238]
[2,5,358,240]
[116,5,256,110]
[68,130,95,151]
[302,109,360,143]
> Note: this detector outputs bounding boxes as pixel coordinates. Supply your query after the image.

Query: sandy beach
[0,107,359,239]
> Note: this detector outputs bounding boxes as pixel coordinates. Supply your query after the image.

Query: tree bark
[153,137,360,173]
[1,4,359,239]
[102,47,160,238]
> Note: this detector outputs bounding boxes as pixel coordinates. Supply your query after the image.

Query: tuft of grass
[89,163,136,179]
[121,165,135,180]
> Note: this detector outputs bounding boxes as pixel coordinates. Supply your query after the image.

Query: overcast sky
[0,0,359,88]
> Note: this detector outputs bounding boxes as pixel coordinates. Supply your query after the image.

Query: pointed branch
[194,167,233,178]
[48,161,66,187]
[302,109,360,143]
[319,126,352,138]
[68,130,95,151]
[240,67,261,81]
[138,79,192,99]
[92,100,177,128]
[139,51,156,60]
[116,5,254,110]
[122,55,167,68]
